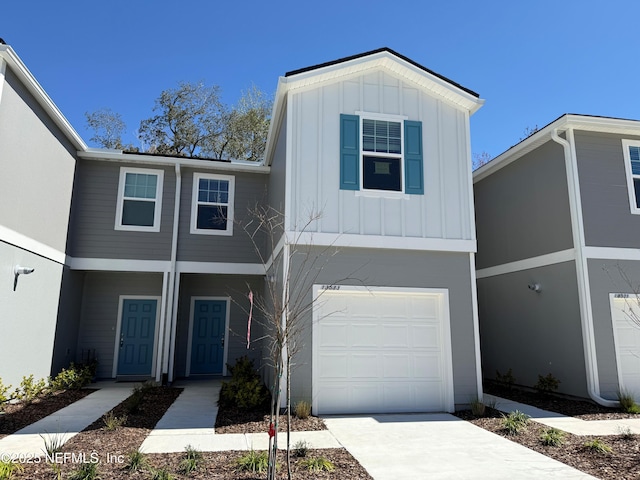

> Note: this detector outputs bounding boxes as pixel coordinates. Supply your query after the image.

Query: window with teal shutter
[404,120,424,194]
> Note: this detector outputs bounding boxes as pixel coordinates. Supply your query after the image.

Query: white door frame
[311,285,455,414]
[112,295,162,378]
[186,296,230,376]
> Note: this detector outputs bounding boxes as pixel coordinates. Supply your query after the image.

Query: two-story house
[1,44,485,414]
[475,114,640,405]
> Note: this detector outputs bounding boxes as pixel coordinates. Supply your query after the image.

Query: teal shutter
[404,120,424,194]
[340,114,360,190]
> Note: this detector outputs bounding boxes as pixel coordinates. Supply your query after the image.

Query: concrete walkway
[486,394,640,435]
[0,383,133,456]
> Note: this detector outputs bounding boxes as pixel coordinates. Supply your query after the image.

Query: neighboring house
[474,114,640,405]
[1,44,485,415]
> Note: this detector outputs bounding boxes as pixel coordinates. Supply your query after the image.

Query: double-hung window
[115,167,164,232]
[622,140,640,214]
[340,113,424,195]
[190,173,235,235]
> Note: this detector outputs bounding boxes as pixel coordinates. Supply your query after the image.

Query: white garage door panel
[313,287,453,414]
[611,297,640,400]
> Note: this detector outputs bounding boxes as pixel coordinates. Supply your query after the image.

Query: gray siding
[76,272,163,378]
[475,141,573,269]
[68,160,174,260]
[176,168,267,263]
[173,273,266,378]
[287,247,478,408]
[575,131,640,248]
[0,241,63,387]
[585,258,640,398]
[51,269,85,375]
[0,68,76,253]
[477,261,587,397]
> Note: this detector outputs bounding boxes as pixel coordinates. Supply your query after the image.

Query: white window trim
[356,111,408,196]
[622,139,640,215]
[115,167,164,232]
[190,172,235,236]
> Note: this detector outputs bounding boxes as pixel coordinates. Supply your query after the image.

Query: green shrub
[67,462,99,480]
[103,411,127,431]
[617,390,640,413]
[584,438,612,454]
[125,448,148,472]
[301,456,335,472]
[50,362,95,391]
[0,460,23,480]
[501,410,530,435]
[535,373,561,394]
[150,468,175,480]
[178,444,203,474]
[470,397,486,417]
[124,382,154,414]
[495,368,516,389]
[236,450,269,473]
[40,431,65,458]
[219,356,269,410]
[616,426,636,440]
[0,378,12,411]
[293,440,310,458]
[14,375,48,403]
[294,400,311,419]
[540,427,565,446]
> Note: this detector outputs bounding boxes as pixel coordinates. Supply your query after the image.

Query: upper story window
[340,113,424,195]
[115,167,164,232]
[190,173,235,235]
[622,140,640,214]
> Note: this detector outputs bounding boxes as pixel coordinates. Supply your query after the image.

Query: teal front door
[190,299,226,374]
[117,299,157,375]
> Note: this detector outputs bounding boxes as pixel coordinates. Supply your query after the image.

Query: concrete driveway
[323,414,597,480]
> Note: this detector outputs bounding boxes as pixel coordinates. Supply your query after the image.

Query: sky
[2,0,640,160]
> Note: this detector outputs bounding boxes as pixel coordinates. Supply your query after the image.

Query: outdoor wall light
[528,283,541,293]
[13,265,35,291]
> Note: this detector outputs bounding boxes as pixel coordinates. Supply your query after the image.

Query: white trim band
[584,246,640,261]
[0,225,67,264]
[476,248,575,279]
[68,258,170,272]
[176,261,265,275]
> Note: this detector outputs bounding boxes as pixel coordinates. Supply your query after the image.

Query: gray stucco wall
[76,272,164,379]
[286,247,478,408]
[477,261,587,397]
[474,140,573,269]
[0,67,76,253]
[0,241,63,388]
[173,273,266,378]
[176,168,267,263]
[585,258,640,399]
[68,160,174,260]
[575,130,640,248]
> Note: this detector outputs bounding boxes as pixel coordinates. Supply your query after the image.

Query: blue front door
[190,299,226,374]
[117,299,157,376]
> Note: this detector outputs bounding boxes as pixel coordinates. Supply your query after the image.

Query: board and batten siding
[76,272,163,379]
[474,140,572,270]
[286,70,473,241]
[176,169,267,263]
[68,160,174,260]
[574,131,640,249]
[0,67,76,253]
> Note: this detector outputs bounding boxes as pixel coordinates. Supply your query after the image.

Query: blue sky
[2,1,639,160]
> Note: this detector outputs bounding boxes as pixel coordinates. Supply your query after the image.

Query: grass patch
[540,427,565,446]
[300,456,335,472]
[103,411,127,430]
[178,444,203,474]
[584,438,613,454]
[236,450,269,473]
[67,461,99,480]
[0,460,23,480]
[294,400,311,419]
[125,448,148,472]
[501,410,530,435]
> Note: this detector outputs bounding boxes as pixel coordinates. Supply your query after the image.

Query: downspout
[551,129,618,407]
[161,163,181,384]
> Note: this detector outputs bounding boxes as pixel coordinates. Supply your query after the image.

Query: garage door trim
[312,285,455,414]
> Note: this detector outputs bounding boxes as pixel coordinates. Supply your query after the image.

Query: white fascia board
[0,45,87,151]
[474,114,640,183]
[476,249,576,279]
[68,257,170,272]
[264,77,288,166]
[584,246,640,261]
[176,261,265,275]
[77,150,271,174]
[283,51,484,114]
[287,231,476,253]
[0,225,67,264]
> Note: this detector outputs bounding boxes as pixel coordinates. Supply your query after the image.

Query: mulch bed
[215,405,326,434]
[453,384,640,479]
[0,389,94,439]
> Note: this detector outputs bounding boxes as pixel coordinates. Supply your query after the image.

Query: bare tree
[472,151,492,170]
[84,108,126,149]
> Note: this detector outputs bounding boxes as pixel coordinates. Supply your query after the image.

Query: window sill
[189,227,234,236]
[114,224,161,233]
[354,190,410,200]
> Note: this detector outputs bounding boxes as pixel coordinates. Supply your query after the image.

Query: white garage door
[611,295,640,400]
[312,286,454,414]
